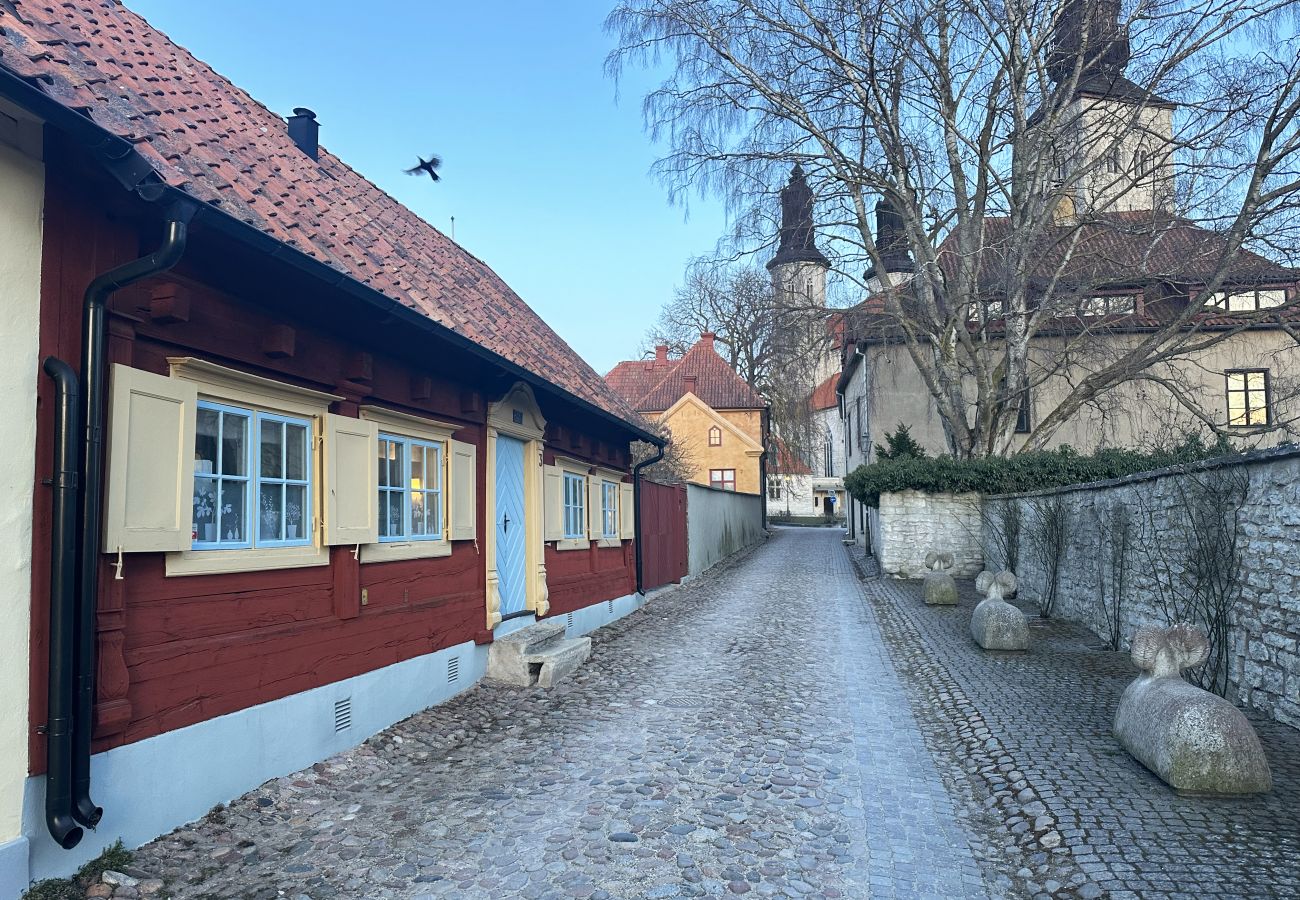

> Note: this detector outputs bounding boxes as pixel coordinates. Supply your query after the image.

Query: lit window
[377,434,443,542]
[600,480,619,539]
[1226,370,1271,427]
[193,401,312,549]
[709,469,737,491]
[708,425,722,447]
[768,480,783,500]
[563,472,587,538]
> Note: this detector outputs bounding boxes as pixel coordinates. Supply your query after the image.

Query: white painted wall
[685,484,765,575]
[0,110,44,897]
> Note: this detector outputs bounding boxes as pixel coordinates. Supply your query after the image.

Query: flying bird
[405,155,442,182]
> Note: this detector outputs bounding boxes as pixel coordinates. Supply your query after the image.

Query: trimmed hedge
[844,436,1237,507]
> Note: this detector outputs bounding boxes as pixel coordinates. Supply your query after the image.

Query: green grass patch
[22,840,133,900]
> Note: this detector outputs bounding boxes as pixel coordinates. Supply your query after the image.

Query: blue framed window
[601,481,619,538]
[193,401,313,550]
[563,472,586,539]
[378,433,444,541]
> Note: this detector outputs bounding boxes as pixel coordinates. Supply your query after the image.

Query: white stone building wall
[876,490,984,578]
[983,447,1300,729]
[0,106,44,897]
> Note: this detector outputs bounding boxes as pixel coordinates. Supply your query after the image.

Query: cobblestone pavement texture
[848,542,1300,900]
[126,528,997,900]
[112,528,1300,900]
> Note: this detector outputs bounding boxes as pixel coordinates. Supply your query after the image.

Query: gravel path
[127,528,995,900]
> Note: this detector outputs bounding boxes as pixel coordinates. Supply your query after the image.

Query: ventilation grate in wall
[447,655,460,684]
[566,612,575,629]
[607,600,615,614]
[333,697,353,732]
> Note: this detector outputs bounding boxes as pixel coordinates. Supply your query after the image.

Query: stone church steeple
[767,164,829,308]
[1044,0,1177,215]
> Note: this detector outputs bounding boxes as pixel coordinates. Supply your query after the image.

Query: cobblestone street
[122,528,1300,899]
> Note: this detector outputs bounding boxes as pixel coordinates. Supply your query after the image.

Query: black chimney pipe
[631,443,665,594]
[71,204,194,831]
[287,108,319,160]
[43,357,84,851]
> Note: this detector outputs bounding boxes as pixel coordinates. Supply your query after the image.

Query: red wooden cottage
[0,0,660,887]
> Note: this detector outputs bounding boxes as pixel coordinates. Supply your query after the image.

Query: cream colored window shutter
[449,438,477,541]
[323,413,378,545]
[586,475,602,539]
[103,364,198,553]
[543,464,563,541]
[619,482,635,539]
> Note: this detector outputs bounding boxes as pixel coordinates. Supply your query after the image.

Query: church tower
[767,164,830,309]
[1045,0,1177,215]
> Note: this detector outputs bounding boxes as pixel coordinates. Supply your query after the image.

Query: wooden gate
[639,480,687,590]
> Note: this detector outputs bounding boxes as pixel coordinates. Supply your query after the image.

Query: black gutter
[71,203,196,831]
[42,358,83,850]
[631,445,665,594]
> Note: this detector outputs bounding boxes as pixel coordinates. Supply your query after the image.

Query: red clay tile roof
[0,0,642,429]
[810,374,839,411]
[949,211,1296,290]
[769,437,812,475]
[604,335,768,413]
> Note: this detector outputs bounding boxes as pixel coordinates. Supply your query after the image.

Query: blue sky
[128,0,731,374]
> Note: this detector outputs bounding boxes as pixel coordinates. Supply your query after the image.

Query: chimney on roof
[700,331,716,350]
[287,107,319,160]
[683,374,698,395]
[655,344,669,363]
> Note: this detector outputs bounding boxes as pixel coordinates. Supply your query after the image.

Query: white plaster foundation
[15,591,645,887]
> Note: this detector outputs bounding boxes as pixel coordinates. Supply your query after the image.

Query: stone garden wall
[875,490,983,578]
[982,446,1300,729]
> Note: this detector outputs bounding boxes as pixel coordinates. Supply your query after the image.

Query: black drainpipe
[631,444,665,594]
[70,203,195,832]
[43,358,84,850]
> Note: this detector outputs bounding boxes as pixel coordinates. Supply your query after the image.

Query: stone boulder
[970,570,1029,651]
[922,551,958,605]
[1114,624,1271,795]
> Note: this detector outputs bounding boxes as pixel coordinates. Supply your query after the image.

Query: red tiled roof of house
[960,212,1296,288]
[768,437,812,475]
[0,0,643,429]
[604,334,768,413]
[810,374,839,411]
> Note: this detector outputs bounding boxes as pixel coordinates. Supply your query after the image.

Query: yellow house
[606,333,769,494]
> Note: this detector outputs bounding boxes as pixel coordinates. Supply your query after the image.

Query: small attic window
[708,426,722,447]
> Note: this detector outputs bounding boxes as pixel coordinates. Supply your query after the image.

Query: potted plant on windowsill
[193,487,216,542]
[286,500,302,540]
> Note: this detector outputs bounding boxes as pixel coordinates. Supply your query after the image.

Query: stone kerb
[970,570,1029,651]
[1114,623,1272,794]
[876,490,983,578]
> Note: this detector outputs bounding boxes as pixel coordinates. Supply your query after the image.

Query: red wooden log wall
[639,481,688,590]
[26,145,638,772]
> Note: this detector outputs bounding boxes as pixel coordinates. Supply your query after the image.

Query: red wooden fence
[639,480,688,590]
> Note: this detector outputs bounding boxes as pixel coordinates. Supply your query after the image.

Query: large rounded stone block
[970,570,1028,650]
[923,573,958,605]
[922,550,957,605]
[970,597,1029,650]
[1114,624,1271,795]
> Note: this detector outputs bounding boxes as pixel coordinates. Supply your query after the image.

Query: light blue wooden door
[495,435,528,618]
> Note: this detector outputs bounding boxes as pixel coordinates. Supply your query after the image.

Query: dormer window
[1079,295,1137,316]
[1209,289,1287,312]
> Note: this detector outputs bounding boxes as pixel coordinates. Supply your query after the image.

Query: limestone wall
[984,446,1300,729]
[685,484,765,575]
[876,490,983,578]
